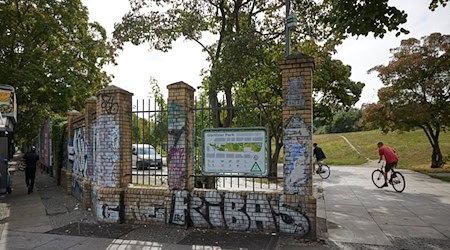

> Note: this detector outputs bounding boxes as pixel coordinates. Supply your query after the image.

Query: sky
[81,0,450,108]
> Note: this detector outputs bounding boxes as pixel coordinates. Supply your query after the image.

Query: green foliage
[51,116,67,183]
[363,33,450,168]
[132,77,168,154]
[0,0,115,143]
[316,109,362,134]
[322,0,408,38]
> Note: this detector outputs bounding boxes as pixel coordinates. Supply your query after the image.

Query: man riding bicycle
[313,143,327,174]
[377,142,398,188]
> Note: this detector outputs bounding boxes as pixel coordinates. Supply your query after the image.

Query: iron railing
[131,99,168,187]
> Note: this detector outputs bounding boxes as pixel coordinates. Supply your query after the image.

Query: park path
[315,165,450,249]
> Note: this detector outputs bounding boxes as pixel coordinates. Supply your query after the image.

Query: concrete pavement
[0,164,325,250]
[316,162,450,249]
[2,158,450,249]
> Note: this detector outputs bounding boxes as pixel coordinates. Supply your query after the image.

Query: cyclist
[377,142,398,187]
[313,143,326,174]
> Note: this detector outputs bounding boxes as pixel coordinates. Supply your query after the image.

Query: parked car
[132,144,163,170]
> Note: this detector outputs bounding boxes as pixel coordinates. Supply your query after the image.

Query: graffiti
[72,178,84,201]
[168,126,184,148]
[94,116,120,187]
[168,147,186,189]
[101,94,119,115]
[130,196,165,222]
[285,77,305,108]
[283,115,311,195]
[71,127,89,177]
[170,191,188,225]
[101,203,120,219]
[170,191,310,235]
[168,100,184,130]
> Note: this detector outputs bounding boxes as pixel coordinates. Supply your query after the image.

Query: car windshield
[136,147,156,155]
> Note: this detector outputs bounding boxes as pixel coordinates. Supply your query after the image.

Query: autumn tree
[0,0,115,143]
[363,33,450,168]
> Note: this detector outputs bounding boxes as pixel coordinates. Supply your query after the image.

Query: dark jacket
[313,147,326,161]
[23,151,39,168]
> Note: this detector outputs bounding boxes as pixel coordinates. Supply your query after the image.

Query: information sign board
[202,128,268,176]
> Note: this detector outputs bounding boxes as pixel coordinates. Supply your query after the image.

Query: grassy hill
[313,130,450,172]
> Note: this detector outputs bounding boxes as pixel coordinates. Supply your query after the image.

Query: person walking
[377,141,399,187]
[23,145,40,194]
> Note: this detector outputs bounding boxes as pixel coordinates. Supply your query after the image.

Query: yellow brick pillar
[95,86,133,188]
[280,52,316,237]
[167,82,195,191]
[92,85,133,223]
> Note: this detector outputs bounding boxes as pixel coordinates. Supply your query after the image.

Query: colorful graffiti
[168,100,186,190]
[169,191,310,235]
[283,115,311,195]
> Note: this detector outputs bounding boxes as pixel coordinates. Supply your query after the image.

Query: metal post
[285,0,291,57]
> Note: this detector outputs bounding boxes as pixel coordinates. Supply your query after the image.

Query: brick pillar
[65,110,81,195]
[95,86,133,188]
[280,52,316,237]
[167,82,195,190]
[92,85,132,223]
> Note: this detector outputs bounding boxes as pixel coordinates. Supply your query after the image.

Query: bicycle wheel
[372,169,385,188]
[391,171,406,193]
[318,165,331,179]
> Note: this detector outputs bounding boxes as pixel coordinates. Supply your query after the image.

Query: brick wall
[60,78,317,237]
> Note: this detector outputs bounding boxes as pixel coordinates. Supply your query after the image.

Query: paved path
[316,164,450,249]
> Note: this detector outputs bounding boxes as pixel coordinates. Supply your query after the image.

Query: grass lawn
[314,129,450,173]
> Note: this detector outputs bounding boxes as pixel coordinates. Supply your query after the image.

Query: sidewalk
[0,164,328,250]
[318,164,450,250]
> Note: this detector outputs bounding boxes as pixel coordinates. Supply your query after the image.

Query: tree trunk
[431,136,443,168]
[223,87,233,128]
[269,138,282,178]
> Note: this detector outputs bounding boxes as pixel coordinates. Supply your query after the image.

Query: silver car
[132,144,163,170]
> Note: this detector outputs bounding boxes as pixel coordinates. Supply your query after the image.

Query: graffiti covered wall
[123,189,310,236]
[283,115,311,195]
[167,99,187,189]
[94,115,120,187]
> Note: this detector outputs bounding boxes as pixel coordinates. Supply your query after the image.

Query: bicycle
[371,162,405,193]
[315,160,330,179]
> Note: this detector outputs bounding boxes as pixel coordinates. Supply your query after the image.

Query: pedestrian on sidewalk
[23,145,40,194]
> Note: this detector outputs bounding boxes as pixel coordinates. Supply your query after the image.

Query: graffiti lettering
[170,191,310,236]
[101,94,119,115]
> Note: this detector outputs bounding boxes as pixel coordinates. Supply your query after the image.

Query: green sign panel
[202,128,268,176]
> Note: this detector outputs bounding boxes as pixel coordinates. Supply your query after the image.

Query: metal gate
[131,99,168,187]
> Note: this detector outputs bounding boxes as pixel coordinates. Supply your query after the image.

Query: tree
[362,33,450,168]
[327,109,362,134]
[0,0,115,143]
[322,0,448,38]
